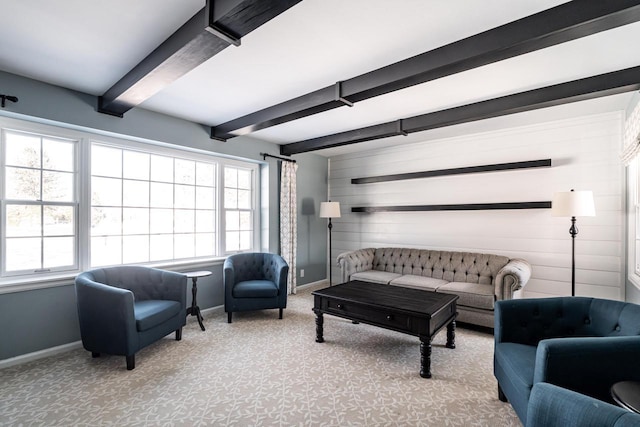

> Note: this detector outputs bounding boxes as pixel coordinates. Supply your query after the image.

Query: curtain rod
[260,152,296,163]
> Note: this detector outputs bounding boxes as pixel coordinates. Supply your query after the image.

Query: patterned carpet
[0,285,520,426]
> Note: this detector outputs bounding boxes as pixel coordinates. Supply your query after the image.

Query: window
[628,158,640,284]
[1,129,78,275]
[0,117,260,285]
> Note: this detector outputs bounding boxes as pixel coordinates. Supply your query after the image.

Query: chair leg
[175,328,182,341]
[498,384,508,402]
[279,307,283,319]
[227,312,232,323]
[126,355,135,370]
[91,352,100,358]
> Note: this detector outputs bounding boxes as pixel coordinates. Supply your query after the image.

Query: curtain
[622,97,640,165]
[280,161,298,294]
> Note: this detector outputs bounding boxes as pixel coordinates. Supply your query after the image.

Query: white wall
[328,111,625,300]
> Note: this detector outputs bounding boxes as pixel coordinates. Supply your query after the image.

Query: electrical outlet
[300,269,305,278]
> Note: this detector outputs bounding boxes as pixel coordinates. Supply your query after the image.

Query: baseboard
[0,340,83,370]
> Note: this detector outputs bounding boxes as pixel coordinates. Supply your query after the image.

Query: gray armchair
[75,266,187,370]
[224,252,289,323]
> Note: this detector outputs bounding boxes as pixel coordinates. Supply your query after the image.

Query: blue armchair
[527,383,640,427]
[494,297,640,423]
[75,266,187,370]
[224,252,289,323]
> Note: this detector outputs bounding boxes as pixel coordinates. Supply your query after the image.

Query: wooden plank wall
[328,112,625,300]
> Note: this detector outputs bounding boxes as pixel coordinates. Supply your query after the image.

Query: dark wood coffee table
[312,280,458,378]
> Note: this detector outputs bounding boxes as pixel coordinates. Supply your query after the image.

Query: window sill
[0,257,227,295]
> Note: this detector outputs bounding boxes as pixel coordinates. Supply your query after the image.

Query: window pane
[91,145,121,178]
[91,177,122,206]
[175,159,195,185]
[175,184,195,209]
[150,182,173,208]
[43,139,74,172]
[5,167,40,200]
[5,132,40,168]
[150,209,173,234]
[43,171,74,202]
[239,211,252,231]
[226,210,239,231]
[91,207,122,236]
[123,180,149,207]
[237,169,251,189]
[44,206,74,236]
[239,231,251,250]
[196,162,214,186]
[6,205,40,237]
[43,237,74,268]
[224,188,237,209]
[196,233,214,257]
[226,231,239,252]
[150,155,173,182]
[123,235,149,263]
[196,186,214,209]
[175,234,195,259]
[150,234,173,261]
[6,237,41,271]
[91,236,121,266]
[175,210,194,233]
[123,208,149,235]
[225,167,237,188]
[196,210,214,232]
[123,151,149,180]
[237,189,251,209]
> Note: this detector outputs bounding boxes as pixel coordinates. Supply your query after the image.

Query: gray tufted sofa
[337,247,531,328]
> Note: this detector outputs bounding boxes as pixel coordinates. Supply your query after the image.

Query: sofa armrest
[223,258,235,302]
[158,269,187,308]
[273,254,290,297]
[494,258,531,301]
[337,248,375,283]
[534,336,640,402]
[526,382,639,427]
[75,276,138,355]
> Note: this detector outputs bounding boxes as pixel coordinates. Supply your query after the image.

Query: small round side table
[611,381,640,414]
[185,270,212,331]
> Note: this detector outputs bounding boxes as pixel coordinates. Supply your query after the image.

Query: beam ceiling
[98,0,302,117]
[280,66,640,155]
[211,0,640,141]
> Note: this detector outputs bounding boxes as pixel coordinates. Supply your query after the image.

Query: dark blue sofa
[494,297,640,423]
[527,383,640,427]
[75,266,187,370]
[224,252,289,323]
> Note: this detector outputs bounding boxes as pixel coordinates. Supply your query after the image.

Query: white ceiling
[1,0,639,156]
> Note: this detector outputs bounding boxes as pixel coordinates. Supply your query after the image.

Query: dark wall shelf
[351,201,552,213]
[351,159,551,184]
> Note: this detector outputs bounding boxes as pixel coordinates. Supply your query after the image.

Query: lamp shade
[319,201,341,218]
[552,190,595,217]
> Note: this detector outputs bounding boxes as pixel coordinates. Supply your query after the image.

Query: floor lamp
[320,201,341,286]
[552,189,595,296]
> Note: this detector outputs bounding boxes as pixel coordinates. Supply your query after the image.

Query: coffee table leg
[420,336,432,378]
[446,319,456,349]
[314,309,324,343]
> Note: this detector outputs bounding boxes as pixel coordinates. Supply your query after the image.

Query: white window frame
[627,158,640,288]
[0,116,260,289]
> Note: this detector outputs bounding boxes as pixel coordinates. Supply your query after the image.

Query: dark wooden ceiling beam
[280,66,640,155]
[212,0,640,140]
[98,0,302,117]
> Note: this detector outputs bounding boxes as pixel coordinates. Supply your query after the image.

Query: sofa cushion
[351,271,401,284]
[389,275,448,291]
[233,280,279,298]
[134,300,181,332]
[437,281,495,310]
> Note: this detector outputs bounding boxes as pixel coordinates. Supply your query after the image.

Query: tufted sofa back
[227,252,283,284]
[495,297,640,346]
[371,248,509,285]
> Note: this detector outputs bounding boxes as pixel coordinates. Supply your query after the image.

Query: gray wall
[0,71,328,360]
